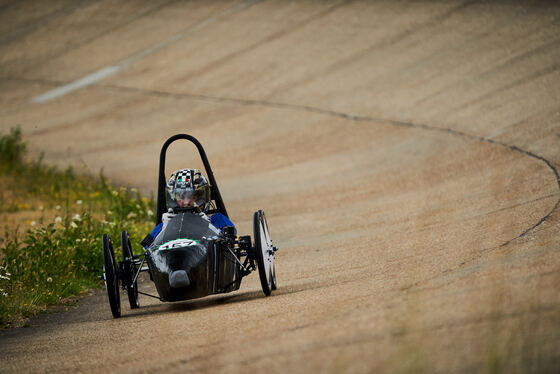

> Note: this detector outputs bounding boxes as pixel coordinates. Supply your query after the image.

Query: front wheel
[121,231,139,309]
[271,262,277,291]
[102,234,121,318]
[253,210,276,296]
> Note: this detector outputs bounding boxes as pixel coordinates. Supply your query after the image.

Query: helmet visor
[173,188,196,208]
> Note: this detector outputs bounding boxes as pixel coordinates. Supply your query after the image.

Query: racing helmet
[166,169,211,211]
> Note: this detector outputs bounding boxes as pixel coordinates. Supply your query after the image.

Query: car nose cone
[169,270,190,288]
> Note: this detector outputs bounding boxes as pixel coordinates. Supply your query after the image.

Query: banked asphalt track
[1,0,560,372]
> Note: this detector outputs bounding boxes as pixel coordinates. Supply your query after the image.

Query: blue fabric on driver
[211,213,236,234]
[150,222,163,238]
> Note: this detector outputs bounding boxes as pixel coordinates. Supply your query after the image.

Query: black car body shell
[146,212,240,302]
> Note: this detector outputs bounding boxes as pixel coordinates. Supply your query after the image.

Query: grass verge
[0,127,155,327]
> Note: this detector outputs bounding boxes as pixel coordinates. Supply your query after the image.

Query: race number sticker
[158,238,199,250]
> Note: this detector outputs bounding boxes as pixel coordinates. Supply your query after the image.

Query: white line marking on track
[31,66,121,103]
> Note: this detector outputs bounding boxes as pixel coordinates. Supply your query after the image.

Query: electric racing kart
[101,134,277,318]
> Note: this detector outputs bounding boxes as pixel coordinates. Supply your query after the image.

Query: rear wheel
[121,231,139,309]
[102,234,121,318]
[253,210,276,296]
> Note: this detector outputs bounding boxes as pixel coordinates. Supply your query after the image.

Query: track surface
[1,1,559,372]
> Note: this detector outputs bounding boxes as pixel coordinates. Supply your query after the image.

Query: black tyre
[271,262,277,291]
[253,210,276,296]
[261,213,277,291]
[121,231,139,309]
[102,234,121,318]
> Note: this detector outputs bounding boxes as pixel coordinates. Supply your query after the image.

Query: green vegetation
[0,127,155,327]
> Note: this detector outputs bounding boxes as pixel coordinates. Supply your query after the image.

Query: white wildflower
[131,188,137,192]
[55,205,62,210]
[147,209,154,216]
[30,221,36,226]
[127,212,137,219]
[0,274,10,280]
[76,200,83,205]
[47,277,53,283]
[39,205,44,211]
[74,214,81,221]
[112,190,118,196]
[55,216,62,223]
[70,222,78,229]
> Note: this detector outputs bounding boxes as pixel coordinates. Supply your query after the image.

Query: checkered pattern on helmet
[166,168,210,211]
[175,170,191,183]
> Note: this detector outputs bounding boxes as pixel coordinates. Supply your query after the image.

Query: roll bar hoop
[156,134,228,224]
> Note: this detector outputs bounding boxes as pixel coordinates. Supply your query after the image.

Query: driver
[141,168,236,248]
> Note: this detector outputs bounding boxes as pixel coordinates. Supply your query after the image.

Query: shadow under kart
[101,134,277,318]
